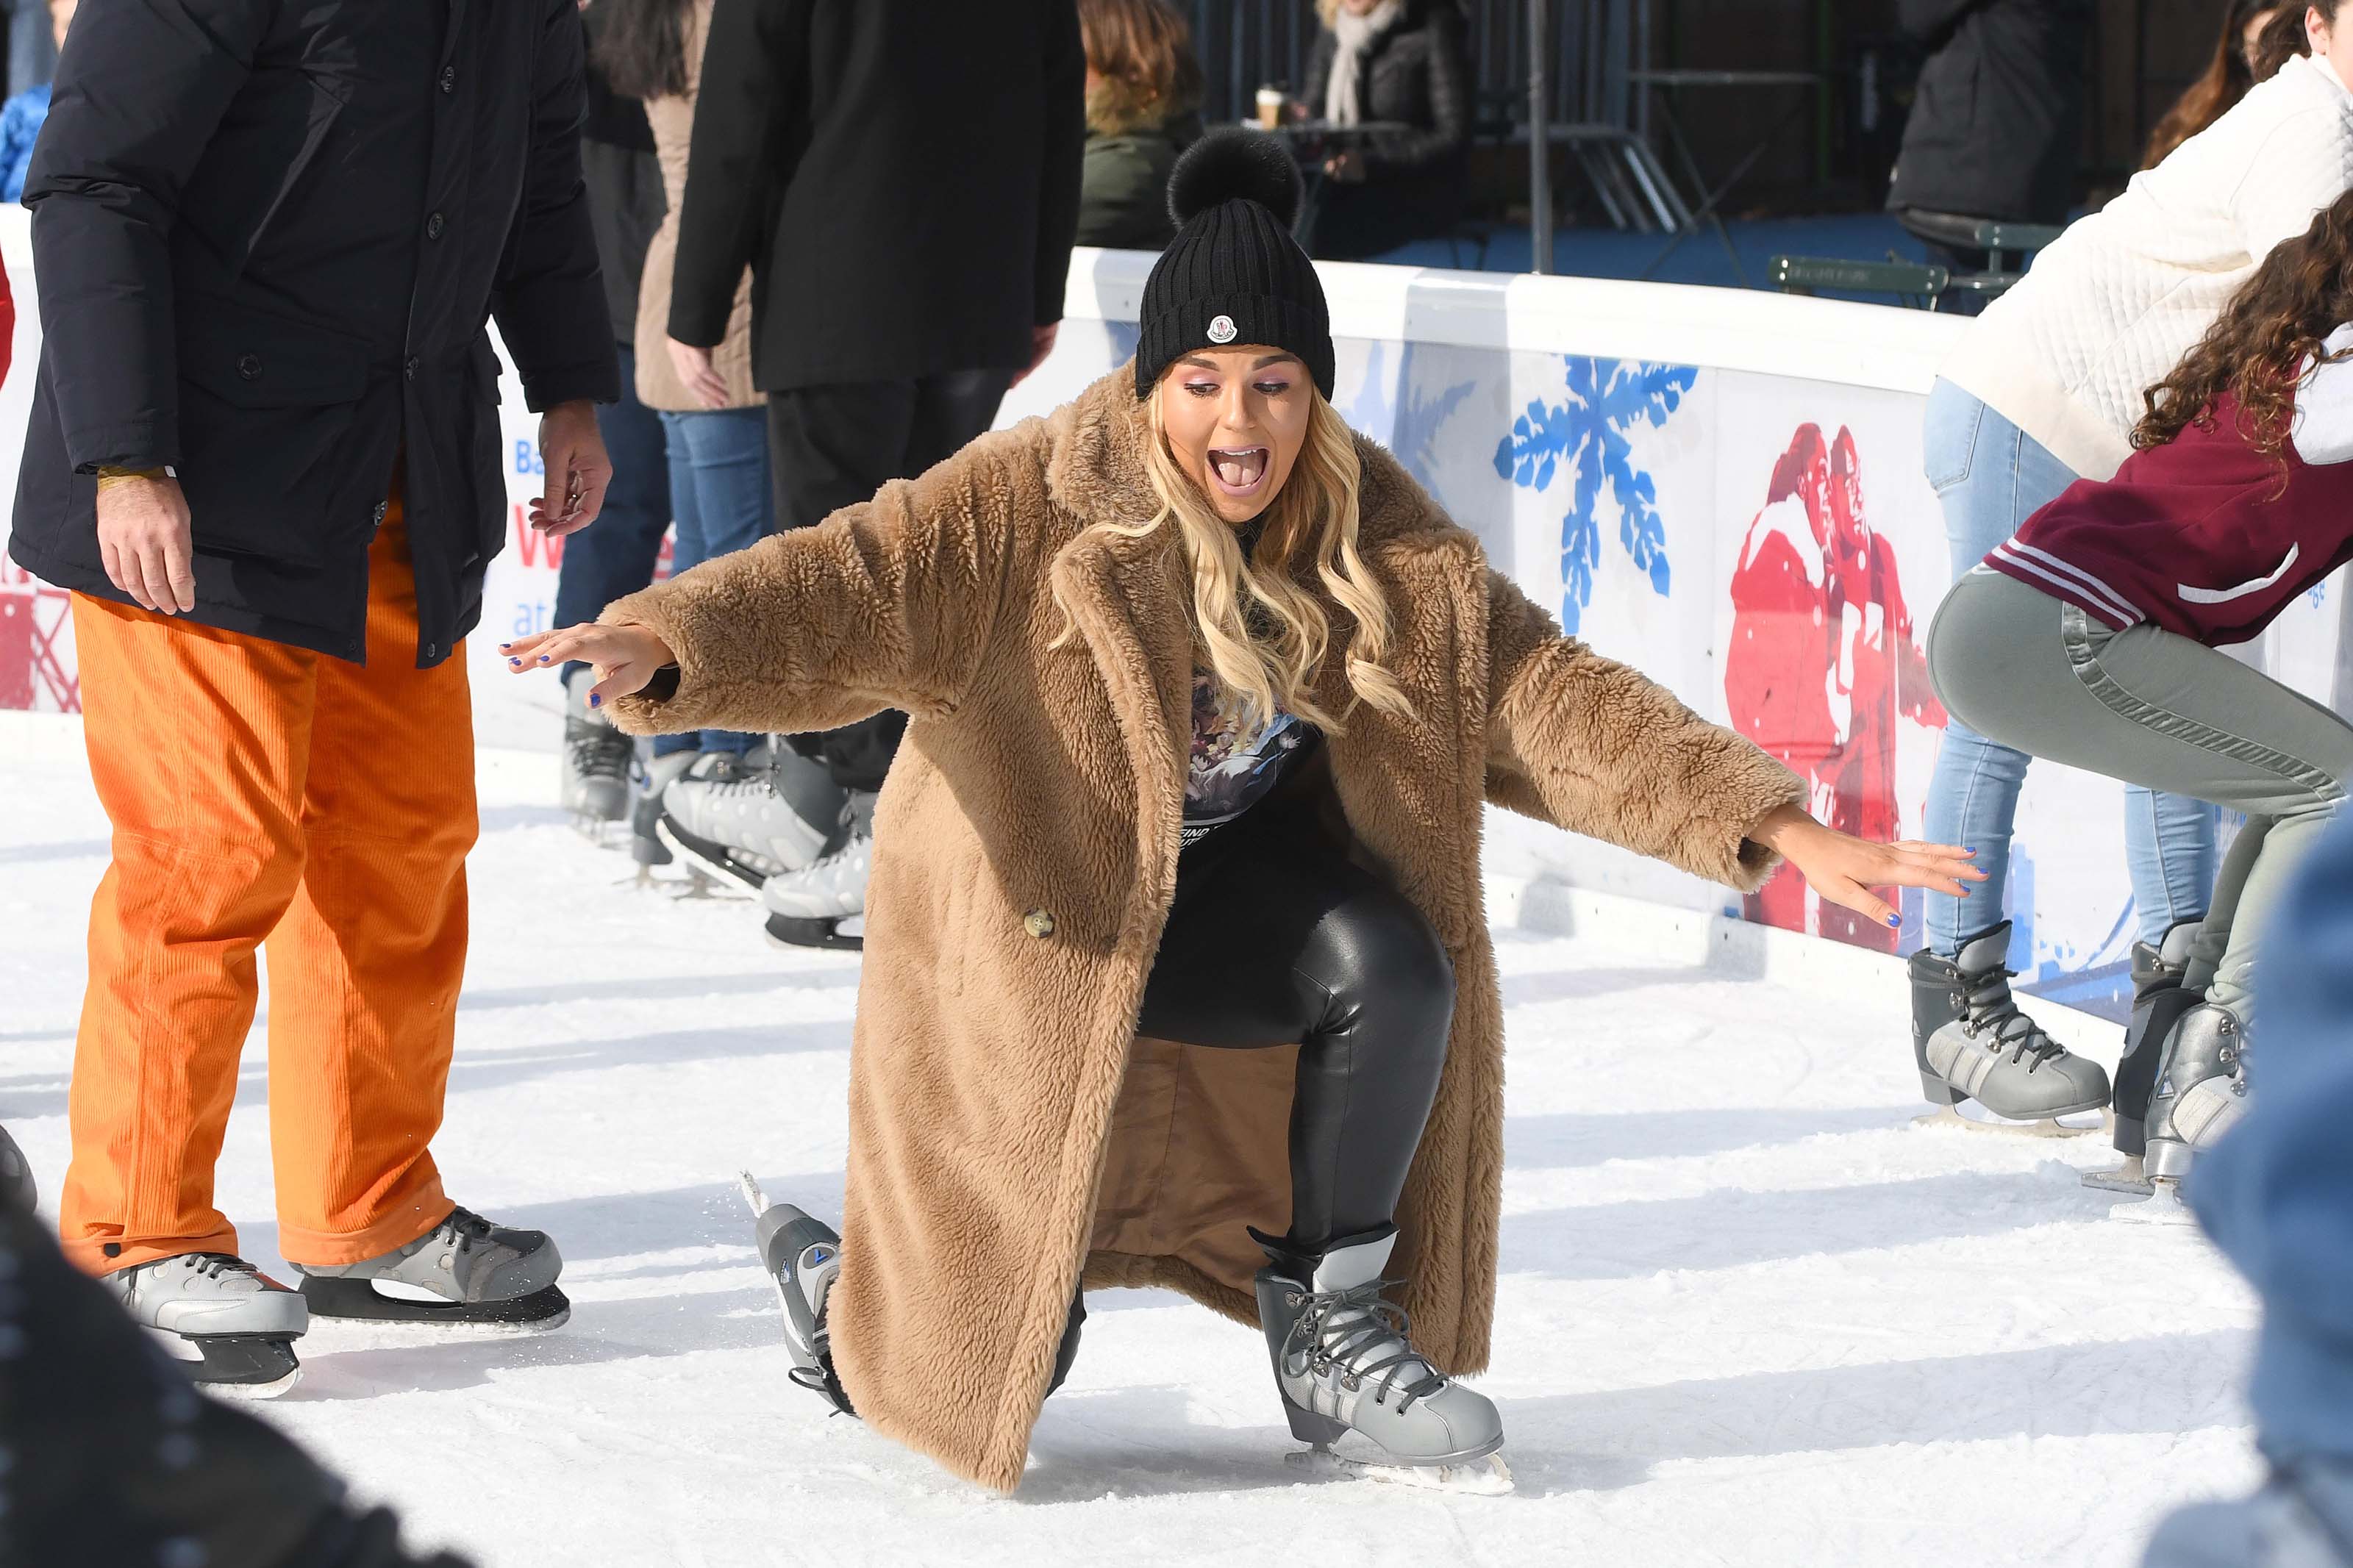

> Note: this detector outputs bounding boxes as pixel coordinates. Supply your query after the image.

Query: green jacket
[1076,113,1199,251]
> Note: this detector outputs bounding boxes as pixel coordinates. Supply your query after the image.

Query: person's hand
[1010,322,1060,388]
[531,400,613,537]
[666,337,729,410]
[499,622,676,708]
[1324,150,1366,184]
[96,473,196,615]
[1750,803,1983,931]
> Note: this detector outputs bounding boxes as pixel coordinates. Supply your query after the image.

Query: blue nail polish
[1965,845,1977,854]
[588,692,601,708]
[507,658,521,667]
[498,642,512,650]
[1886,914,1902,928]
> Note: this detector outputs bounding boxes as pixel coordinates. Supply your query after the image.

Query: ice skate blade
[299,1277,571,1330]
[2111,1181,2198,1226]
[1284,1446,1514,1495]
[144,1327,304,1397]
[656,817,775,894]
[1910,1103,2107,1139]
[764,913,864,952]
[2082,1158,2154,1196]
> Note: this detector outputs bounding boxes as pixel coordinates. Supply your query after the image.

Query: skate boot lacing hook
[1955,970,2065,1073]
[1283,1278,1449,1412]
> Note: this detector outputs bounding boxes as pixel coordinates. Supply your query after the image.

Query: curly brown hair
[2133,187,2353,479]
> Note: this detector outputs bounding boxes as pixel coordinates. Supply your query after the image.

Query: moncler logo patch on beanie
[1133,128,1336,400]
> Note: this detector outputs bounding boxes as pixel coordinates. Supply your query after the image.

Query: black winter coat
[8,0,619,667]
[1299,0,1471,197]
[668,0,1085,393]
[1885,0,2090,224]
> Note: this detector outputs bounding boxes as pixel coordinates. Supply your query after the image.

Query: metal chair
[1895,210,2066,303]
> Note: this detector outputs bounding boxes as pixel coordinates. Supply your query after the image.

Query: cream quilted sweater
[1941,53,2353,481]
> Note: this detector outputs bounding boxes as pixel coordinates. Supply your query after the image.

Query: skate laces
[1957,972,2065,1072]
[1284,1278,1449,1412]
[181,1253,263,1282]
[566,721,630,781]
[435,1206,499,1254]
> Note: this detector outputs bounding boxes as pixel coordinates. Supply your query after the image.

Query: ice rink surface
[1,717,2262,1568]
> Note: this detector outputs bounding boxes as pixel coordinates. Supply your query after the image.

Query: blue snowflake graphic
[1340,342,1478,512]
[1493,357,1696,633]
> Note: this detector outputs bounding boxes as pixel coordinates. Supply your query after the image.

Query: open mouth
[1207,446,1271,497]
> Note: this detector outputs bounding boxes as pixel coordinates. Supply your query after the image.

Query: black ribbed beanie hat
[1135,128,1335,400]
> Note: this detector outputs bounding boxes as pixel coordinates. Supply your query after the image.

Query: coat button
[236,354,261,381]
[404,357,419,381]
[426,211,444,240]
[371,501,388,525]
[1023,909,1056,939]
[439,65,456,94]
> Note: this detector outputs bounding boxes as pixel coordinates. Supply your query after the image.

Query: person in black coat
[658,0,1083,942]
[1885,0,2090,270]
[5,0,618,1384]
[1297,0,1471,262]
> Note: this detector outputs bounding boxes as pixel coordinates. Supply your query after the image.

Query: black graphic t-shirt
[1182,673,1318,845]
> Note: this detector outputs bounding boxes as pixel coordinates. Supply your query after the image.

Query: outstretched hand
[500,622,676,709]
[1750,803,1984,931]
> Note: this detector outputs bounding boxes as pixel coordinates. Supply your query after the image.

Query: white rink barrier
[7,215,2351,995]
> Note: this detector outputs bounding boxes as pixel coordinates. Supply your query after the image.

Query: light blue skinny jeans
[654,406,774,759]
[1918,379,2218,956]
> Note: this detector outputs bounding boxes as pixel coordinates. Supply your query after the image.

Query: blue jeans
[554,345,671,686]
[656,406,773,758]
[1918,379,2218,956]
[2191,809,2353,1462]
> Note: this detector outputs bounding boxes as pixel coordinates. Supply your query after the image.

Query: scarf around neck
[1324,0,1404,127]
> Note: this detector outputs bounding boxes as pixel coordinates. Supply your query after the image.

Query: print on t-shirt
[1183,673,1312,843]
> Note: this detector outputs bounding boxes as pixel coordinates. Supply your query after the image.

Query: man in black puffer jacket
[1886,0,2090,284]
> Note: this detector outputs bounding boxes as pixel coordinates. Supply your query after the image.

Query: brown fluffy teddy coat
[601,365,1804,1492]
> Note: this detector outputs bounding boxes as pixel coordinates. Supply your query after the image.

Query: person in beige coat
[502,132,1978,1493]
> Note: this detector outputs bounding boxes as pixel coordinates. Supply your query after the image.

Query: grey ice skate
[660,744,843,892]
[760,790,874,952]
[290,1206,568,1328]
[2087,920,2208,1195]
[560,666,631,828]
[629,748,699,881]
[0,1123,33,1213]
[1908,922,2110,1132]
[104,1252,309,1397]
[2142,1459,2353,1568]
[738,1175,855,1415]
[1254,1230,1512,1494]
[2140,1003,2249,1186]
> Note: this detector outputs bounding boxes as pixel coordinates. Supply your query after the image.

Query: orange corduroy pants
[59,503,476,1275]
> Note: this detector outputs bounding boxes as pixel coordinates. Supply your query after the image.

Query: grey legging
[1927,569,2353,1018]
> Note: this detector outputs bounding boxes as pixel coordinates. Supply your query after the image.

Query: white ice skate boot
[760,790,874,952]
[2119,1003,2249,1223]
[104,1252,309,1397]
[1908,922,2110,1133]
[1254,1229,1511,1494]
[560,666,631,830]
[290,1206,567,1329]
[659,744,843,892]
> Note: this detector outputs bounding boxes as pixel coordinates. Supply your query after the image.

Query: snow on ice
[0,715,2262,1567]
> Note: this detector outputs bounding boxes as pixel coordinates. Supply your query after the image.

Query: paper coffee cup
[1256,87,1284,129]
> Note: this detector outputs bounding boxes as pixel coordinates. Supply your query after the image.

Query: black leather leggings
[1133,799,1457,1254]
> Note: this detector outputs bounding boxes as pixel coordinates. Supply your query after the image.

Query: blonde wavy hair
[1053,390,1413,736]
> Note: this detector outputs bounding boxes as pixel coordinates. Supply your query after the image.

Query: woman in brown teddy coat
[502,131,1980,1493]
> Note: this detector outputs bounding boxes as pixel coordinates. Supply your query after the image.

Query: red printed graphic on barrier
[0,563,77,713]
[1726,424,1943,951]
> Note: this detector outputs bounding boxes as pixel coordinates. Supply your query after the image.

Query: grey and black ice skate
[0,1123,33,1213]
[629,748,700,878]
[2126,1002,2249,1219]
[1254,1229,1511,1494]
[291,1206,568,1328]
[560,666,632,830]
[2085,920,2207,1195]
[738,1175,854,1415]
[659,744,843,893]
[1909,922,2110,1132]
[104,1252,310,1397]
[760,790,874,951]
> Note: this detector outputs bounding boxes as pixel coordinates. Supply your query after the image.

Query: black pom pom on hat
[1135,128,1334,400]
